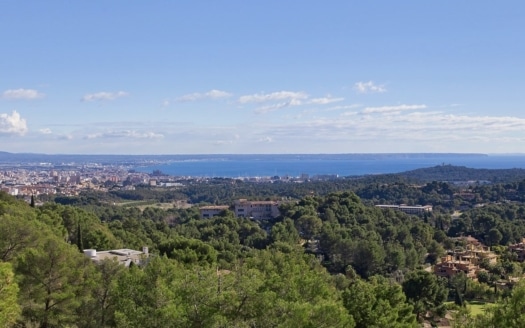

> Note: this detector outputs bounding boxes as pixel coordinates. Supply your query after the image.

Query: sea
[132,154,525,178]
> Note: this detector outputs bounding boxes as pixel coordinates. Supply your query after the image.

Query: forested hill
[396,165,525,183]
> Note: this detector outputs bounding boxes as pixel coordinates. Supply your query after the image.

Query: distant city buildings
[375,204,433,215]
[0,160,341,200]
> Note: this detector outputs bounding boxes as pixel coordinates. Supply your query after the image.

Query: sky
[1,1,525,154]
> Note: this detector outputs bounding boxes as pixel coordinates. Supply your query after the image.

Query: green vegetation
[5,166,525,326]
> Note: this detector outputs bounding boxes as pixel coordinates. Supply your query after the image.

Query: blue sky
[1,1,524,154]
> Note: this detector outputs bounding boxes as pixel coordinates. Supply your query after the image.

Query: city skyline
[1,1,525,154]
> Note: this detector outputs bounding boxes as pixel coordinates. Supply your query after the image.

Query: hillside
[397,165,525,183]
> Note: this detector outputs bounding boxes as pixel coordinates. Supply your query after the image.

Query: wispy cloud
[81,91,129,102]
[2,88,45,100]
[362,104,426,114]
[258,111,525,147]
[85,130,164,139]
[254,99,303,114]
[326,104,362,111]
[0,111,28,135]
[354,81,387,94]
[238,91,308,104]
[212,134,241,146]
[257,136,273,143]
[308,96,344,105]
[16,109,525,153]
[241,91,344,114]
[39,128,52,134]
[177,89,232,102]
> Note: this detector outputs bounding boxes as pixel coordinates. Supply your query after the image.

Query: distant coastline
[2,152,524,178]
[132,154,524,178]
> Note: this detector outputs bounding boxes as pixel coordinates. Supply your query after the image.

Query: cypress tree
[76,222,84,252]
[454,286,465,307]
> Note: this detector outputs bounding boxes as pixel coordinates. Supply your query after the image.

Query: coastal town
[0,160,343,199]
[0,164,150,197]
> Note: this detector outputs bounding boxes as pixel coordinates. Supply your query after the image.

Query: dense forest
[5,167,525,326]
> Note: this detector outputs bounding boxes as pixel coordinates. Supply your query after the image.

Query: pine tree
[30,195,35,208]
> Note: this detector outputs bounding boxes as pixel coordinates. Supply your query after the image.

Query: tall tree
[402,270,448,321]
[77,258,125,328]
[15,237,92,327]
[0,213,40,262]
[77,222,84,252]
[343,276,417,328]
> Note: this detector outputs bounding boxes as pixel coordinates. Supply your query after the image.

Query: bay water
[133,154,525,178]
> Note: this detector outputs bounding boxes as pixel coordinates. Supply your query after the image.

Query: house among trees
[83,247,149,267]
[199,205,230,218]
[434,254,480,279]
[199,200,282,220]
[234,199,281,220]
[434,241,496,279]
[454,235,484,248]
[375,204,433,215]
[509,238,525,262]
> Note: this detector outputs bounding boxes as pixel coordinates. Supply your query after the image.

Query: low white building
[83,247,149,267]
[375,204,433,215]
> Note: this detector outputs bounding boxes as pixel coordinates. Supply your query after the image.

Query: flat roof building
[234,199,281,220]
[375,204,433,215]
[199,205,230,219]
[83,247,149,267]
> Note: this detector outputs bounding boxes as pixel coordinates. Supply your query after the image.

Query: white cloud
[354,81,387,94]
[81,91,129,102]
[257,136,273,143]
[213,140,234,145]
[86,130,164,139]
[257,111,525,147]
[340,111,358,117]
[39,128,52,134]
[207,89,231,99]
[308,96,344,105]
[238,91,308,104]
[325,104,362,112]
[254,98,303,114]
[212,134,241,146]
[10,109,525,153]
[362,104,427,114]
[0,111,28,135]
[177,89,232,102]
[2,88,45,100]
